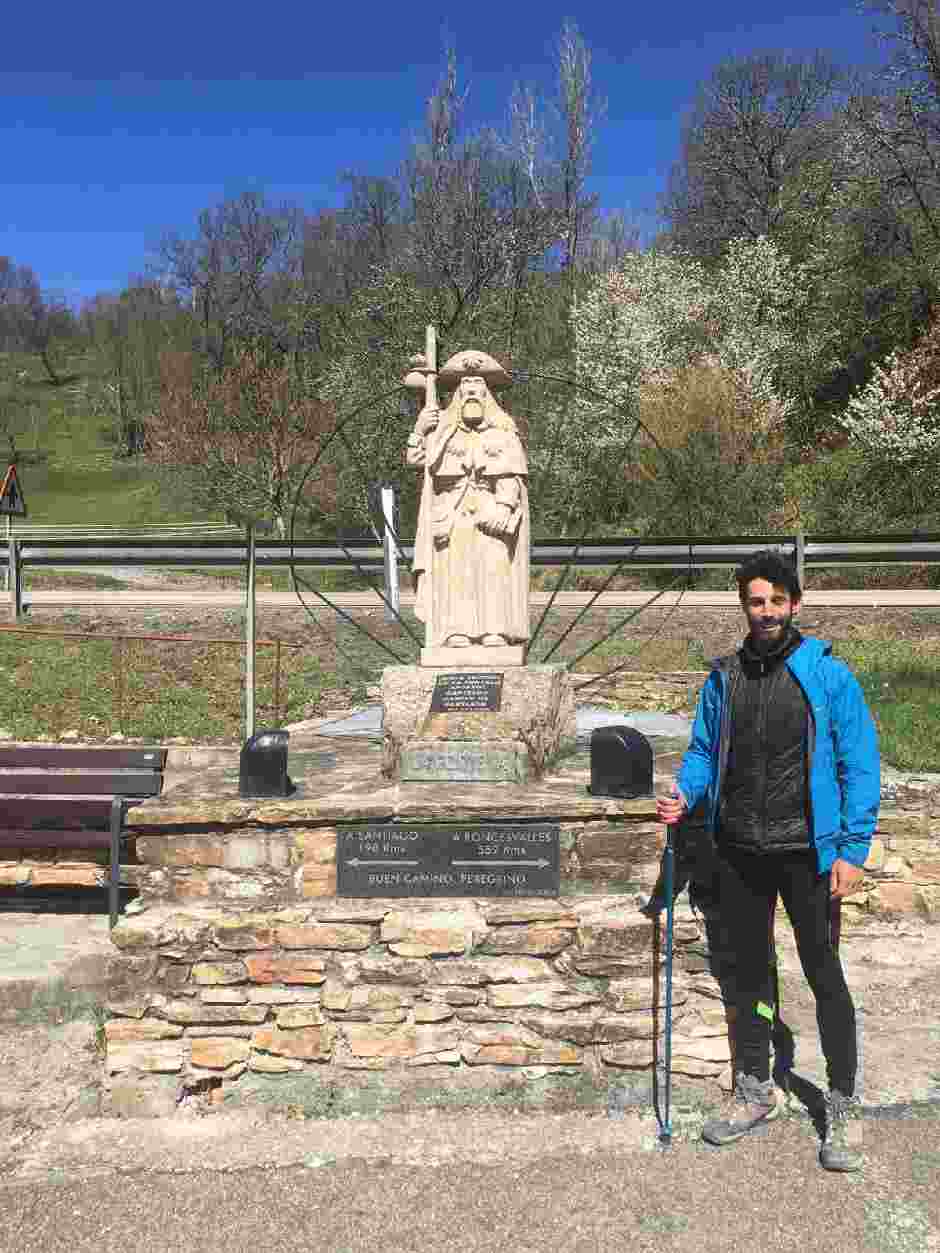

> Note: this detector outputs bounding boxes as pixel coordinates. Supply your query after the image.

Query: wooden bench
[0,746,166,927]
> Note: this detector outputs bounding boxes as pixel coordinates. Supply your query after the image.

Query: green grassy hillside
[0,348,222,526]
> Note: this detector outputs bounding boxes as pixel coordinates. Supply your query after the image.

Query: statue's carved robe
[408,414,529,647]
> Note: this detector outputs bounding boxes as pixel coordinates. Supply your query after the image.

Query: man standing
[656,551,879,1172]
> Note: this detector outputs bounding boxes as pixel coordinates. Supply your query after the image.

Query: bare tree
[505,20,604,288]
[0,257,74,383]
[554,19,603,284]
[291,179,406,366]
[146,346,335,535]
[158,190,304,372]
[508,82,547,210]
[848,3,940,257]
[395,48,563,347]
[580,210,640,274]
[340,173,403,271]
[869,0,940,89]
[83,280,192,456]
[662,52,850,262]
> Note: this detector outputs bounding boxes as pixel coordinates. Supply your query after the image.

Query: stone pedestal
[381,664,574,782]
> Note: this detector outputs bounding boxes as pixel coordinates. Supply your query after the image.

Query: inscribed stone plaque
[336,823,560,897]
[400,742,527,783]
[430,672,503,713]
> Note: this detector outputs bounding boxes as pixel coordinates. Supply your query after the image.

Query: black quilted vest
[719,627,811,854]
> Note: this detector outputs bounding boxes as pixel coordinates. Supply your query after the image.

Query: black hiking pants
[706,847,857,1096]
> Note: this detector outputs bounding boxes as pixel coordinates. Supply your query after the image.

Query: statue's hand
[479,501,514,536]
[415,407,440,437]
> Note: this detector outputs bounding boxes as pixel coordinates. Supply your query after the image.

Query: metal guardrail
[4,533,940,569]
[5,532,940,622]
[3,523,242,539]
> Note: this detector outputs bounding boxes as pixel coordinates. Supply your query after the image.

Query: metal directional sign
[0,464,26,516]
[337,823,560,897]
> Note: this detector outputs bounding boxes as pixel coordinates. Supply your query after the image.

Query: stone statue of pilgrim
[405,347,530,656]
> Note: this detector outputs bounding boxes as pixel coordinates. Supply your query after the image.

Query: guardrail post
[795,530,806,592]
[114,637,126,731]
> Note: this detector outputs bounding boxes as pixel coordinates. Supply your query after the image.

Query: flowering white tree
[842,314,940,480]
[571,236,846,531]
[574,235,839,427]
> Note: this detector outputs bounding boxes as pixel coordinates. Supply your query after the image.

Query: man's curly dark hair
[735,550,802,603]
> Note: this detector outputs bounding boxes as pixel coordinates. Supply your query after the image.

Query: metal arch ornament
[283,359,705,684]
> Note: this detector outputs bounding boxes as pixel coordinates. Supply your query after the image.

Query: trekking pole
[660,817,677,1146]
[830,893,842,957]
[769,899,786,1093]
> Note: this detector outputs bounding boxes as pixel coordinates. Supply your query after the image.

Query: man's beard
[749,611,794,653]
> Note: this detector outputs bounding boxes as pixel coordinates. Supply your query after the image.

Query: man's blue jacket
[676,636,880,873]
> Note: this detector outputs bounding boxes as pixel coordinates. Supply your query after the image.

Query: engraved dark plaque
[336,823,560,897]
[430,672,503,713]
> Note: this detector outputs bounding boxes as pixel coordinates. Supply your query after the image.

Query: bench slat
[0,772,161,797]
[0,748,166,771]
[0,797,115,828]
[0,828,117,848]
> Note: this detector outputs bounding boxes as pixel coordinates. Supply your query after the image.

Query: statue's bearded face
[459,376,488,427]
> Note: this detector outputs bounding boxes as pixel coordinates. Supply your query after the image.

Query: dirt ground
[26,591,940,653]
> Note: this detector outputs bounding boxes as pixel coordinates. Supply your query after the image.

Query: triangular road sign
[0,464,27,517]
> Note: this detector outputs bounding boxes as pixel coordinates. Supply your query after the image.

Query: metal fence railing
[4,531,940,620]
[0,626,301,733]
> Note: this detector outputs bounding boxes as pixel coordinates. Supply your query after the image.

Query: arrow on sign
[346,858,420,867]
[451,859,551,869]
[0,464,26,517]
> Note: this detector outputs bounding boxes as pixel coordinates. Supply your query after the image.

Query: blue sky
[2,1,888,305]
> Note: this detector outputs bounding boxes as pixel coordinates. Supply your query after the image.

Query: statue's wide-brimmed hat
[438,349,511,390]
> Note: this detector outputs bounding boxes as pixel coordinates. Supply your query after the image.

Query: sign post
[380,484,400,622]
[0,465,26,613]
[246,522,256,740]
[226,508,273,742]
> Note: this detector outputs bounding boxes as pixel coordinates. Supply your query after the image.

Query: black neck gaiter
[740,625,803,677]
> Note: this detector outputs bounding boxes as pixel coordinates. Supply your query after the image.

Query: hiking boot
[819,1090,863,1172]
[702,1073,780,1146]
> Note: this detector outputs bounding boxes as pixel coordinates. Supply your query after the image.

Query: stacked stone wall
[845,779,940,919]
[585,670,707,714]
[3,798,938,920]
[100,777,939,1111]
[128,803,940,920]
[0,844,142,891]
[105,900,734,1112]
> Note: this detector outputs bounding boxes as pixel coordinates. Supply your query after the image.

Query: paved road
[19,588,940,609]
[4,1106,938,1253]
